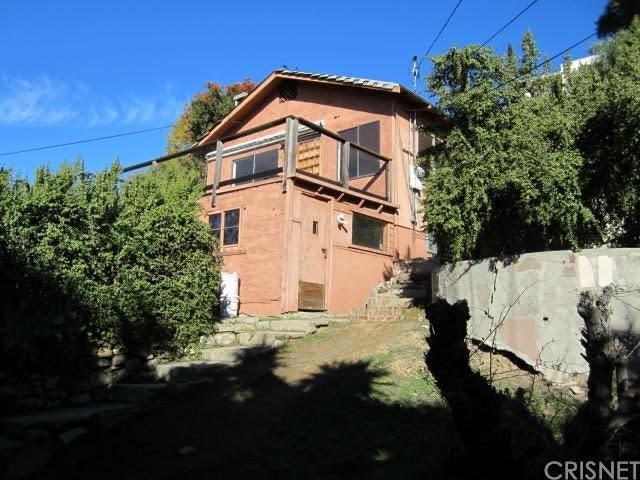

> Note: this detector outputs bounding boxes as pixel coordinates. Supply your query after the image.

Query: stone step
[354,306,407,322]
[109,383,171,404]
[219,315,260,325]
[200,345,272,363]
[237,330,308,346]
[213,323,258,333]
[0,403,137,437]
[268,319,320,333]
[327,315,352,324]
[155,360,231,383]
[109,380,214,404]
[202,330,313,349]
[364,296,413,308]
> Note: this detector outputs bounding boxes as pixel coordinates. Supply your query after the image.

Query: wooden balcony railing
[121,115,393,206]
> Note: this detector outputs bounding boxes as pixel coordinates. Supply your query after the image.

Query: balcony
[202,116,393,207]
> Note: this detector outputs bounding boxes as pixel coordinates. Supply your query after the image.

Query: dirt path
[275,319,426,383]
[59,317,578,480]
[65,319,436,480]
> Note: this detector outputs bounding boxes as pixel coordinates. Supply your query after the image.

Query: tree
[167,79,256,154]
[420,32,598,262]
[578,18,640,246]
[0,159,221,359]
[114,161,221,351]
[597,0,640,37]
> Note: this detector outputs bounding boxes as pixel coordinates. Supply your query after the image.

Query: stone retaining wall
[2,349,159,415]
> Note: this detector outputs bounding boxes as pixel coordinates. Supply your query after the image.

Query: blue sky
[0,0,606,178]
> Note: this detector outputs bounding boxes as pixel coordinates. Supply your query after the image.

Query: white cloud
[0,76,186,127]
[0,76,77,125]
[90,83,185,127]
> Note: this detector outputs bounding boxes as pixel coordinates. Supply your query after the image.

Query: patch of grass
[366,351,443,406]
[520,388,580,439]
[281,322,348,351]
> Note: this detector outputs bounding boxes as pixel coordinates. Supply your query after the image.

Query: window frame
[338,121,381,179]
[232,149,279,185]
[209,208,241,246]
[351,212,386,251]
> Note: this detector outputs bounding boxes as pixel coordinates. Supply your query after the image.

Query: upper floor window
[233,149,278,185]
[209,209,240,246]
[339,121,380,178]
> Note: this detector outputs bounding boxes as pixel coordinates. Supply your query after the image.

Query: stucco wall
[200,180,286,316]
[218,82,424,229]
[437,249,640,378]
[199,80,436,315]
[328,201,395,312]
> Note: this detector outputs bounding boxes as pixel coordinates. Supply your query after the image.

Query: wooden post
[340,141,350,188]
[283,117,299,192]
[385,159,392,202]
[210,140,223,207]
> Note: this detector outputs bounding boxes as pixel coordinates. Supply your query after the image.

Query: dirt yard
[59,318,579,480]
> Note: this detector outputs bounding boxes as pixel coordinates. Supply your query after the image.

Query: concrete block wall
[437,248,640,380]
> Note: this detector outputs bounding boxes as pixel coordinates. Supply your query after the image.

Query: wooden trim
[294,116,392,163]
[298,281,325,311]
[335,243,393,258]
[218,168,283,188]
[291,171,398,209]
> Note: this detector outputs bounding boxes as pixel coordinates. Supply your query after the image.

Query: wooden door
[298,194,329,310]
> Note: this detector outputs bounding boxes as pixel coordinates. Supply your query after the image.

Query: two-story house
[197,69,446,316]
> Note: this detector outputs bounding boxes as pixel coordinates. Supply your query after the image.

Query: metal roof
[274,69,400,91]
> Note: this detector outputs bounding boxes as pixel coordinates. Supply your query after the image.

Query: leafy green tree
[578,18,640,246]
[167,79,255,154]
[597,0,640,37]
[420,32,598,262]
[0,158,221,361]
[0,161,119,374]
[114,161,221,351]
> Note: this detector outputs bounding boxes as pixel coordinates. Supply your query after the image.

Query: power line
[0,125,173,157]
[475,0,540,52]
[418,31,597,97]
[419,0,463,68]
[489,32,597,92]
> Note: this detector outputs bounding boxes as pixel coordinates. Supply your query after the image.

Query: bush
[0,159,221,371]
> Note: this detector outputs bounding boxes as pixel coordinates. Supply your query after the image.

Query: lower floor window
[352,213,385,250]
[209,208,240,245]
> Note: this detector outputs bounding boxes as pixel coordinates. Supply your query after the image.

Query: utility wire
[419,0,463,68]
[416,0,540,94]
[0,125,173,156]
[418,31,597,96]
[473,0,540,52]
[488,31,597,92]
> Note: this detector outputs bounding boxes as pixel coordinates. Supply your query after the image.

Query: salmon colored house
[197,70,446,316]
